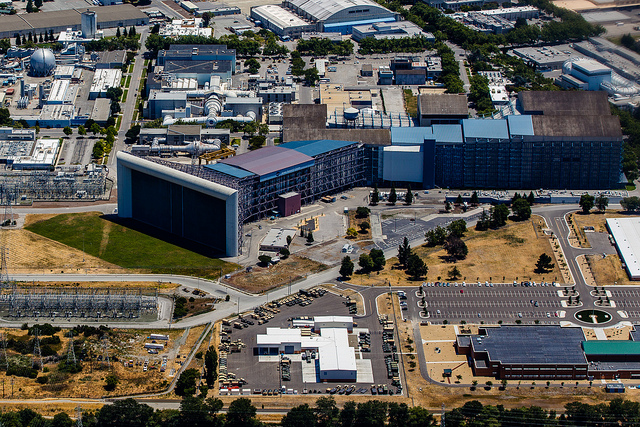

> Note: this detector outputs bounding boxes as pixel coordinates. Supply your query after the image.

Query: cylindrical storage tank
[344,107,359,121]
[81,10,97,39]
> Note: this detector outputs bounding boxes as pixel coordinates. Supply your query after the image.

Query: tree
[445,201,452,212]
[621,196,640,211]
[0,108,11,127]
[92,140,105,159]
[444,235,468,260]
[315,396,339,427]
[425,226,447,246]
[346,227,358,238]
[106,87,123,102]
[38,33,43,43]
[90,123,102,135]
[397,237,412,269]
[490,204,510,228]
[340,256,354,278]
[535,253,554,273]
[15,34,21,46]
[622,33,635,48]
[389,186,397,205]
[175,368,200,396]
[116,27,121,38]
[470,191,479,205]
[407,406,435,427]
[51,412,74,427]
[447,219,467,238]
[579,194,595,214]
[359,253,374,272]
[249,135,265,150]
[370,248,386,271]
[388,403,409,427]
[258,255,271,266]
[527,191,535,205]
[129,26,136,37]
[204,346,217,387]
[96,399,153,427]
[244,57,260,74]
[371,186,379,205]
[226,398,259,427]
[123,27,128,37]
[303,67,320,85]
[407,253,428,280]
[104,374,118,391]
[26,0,34,13]
[281,404,316,427]
[280,248,290,258]
[512,198,531,221]
[455,194,463,205]
[77,125,87,136]
[306,231,314,243]
[243,120,258,137]
[355,206,370,218]
[405,184,413,205]
[359,221,370,233]
[596,194,609,212]
[62,126,72,137]
[448,266,461,280]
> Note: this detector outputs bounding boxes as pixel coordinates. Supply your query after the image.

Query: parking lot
[221,289,402,396]
[402,282,570,325]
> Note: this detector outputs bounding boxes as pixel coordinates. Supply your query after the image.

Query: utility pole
[441,403,445,427]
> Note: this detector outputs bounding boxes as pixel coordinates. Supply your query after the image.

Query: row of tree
[9,394,640,427]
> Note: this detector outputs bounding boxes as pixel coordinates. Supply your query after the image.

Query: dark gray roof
[418,93,468,117]
[531,115,622,138]
[518,91,611,116]
[164,60,231,74]
[97,50,125,65]
[159,44,235,58]
[471,326,587,365]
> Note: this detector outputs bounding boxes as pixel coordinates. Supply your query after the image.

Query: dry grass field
[225,255,327,293]
[355,217,560,286]
[587,254,635,286]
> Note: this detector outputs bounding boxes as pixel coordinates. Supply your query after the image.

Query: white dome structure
[29,48,56,77]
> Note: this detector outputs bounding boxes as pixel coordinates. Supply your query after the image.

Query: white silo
[81,10,97,39]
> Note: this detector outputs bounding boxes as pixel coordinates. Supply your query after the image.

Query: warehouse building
[89,69,122,100]
[351,21,433,41]
[606,218,640,280]
[157,45,236,74]
[280,0,399,34]
[251,5,315,38]
[0,4,149,38]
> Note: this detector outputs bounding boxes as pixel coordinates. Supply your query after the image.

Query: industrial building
[157,45,236,73]
[134,125,230,156]
[192,2,241,16]
[250,5,315,38]
[89,69,122,100]
[351,21,433,41]
[252,0,400,35]
[458,325,640,380]
[0,4,149,38]
[160,18,213,38]
[0,131,60,170]
[259,228,298,252]
[606,218,640,280]
[117,139,363,256]
[557,58,640,97]
[417,93,469,126]
[509,46,573,71]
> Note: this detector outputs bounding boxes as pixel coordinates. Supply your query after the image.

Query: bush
[36,376,48,384]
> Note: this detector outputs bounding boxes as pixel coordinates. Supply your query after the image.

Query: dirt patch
[225,255,328,293]
[99,220,113,256]
[587,254,635,286]
[347,211,372,240]
[571,210,631,234]
[25,281,178,291]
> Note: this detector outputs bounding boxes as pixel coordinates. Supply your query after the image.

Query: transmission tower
[75,405,83,427]
[3,194,13,226]
[0,333,8,370]
[32,328,43,371]
[0,246,9,286]
[67,330,76,365]
[101,335,110,368]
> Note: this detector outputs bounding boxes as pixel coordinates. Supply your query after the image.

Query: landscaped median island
[24,212,238,279]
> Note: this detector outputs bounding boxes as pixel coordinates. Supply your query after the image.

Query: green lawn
[403,89,417,118]
[26,213,238,279]
[128,63,134,73]
[125,75,132,88]
[122,90,128,102]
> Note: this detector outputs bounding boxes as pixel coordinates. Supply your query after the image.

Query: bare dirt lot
[225,255,328,293]
[587,254,634,286]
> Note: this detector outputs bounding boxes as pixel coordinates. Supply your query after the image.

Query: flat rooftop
[470,326,587,365]
[418,93,468,116]
[607,217,640,280]
[221,146,314,179]
[279,139,356,157]
[518,91,611,116]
